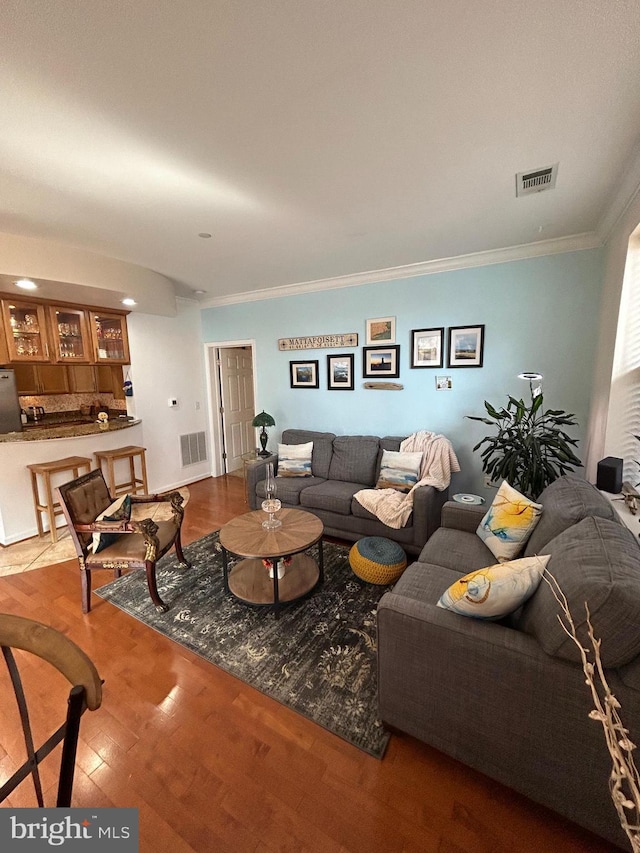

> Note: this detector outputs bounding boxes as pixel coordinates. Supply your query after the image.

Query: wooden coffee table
[219,508,324,614]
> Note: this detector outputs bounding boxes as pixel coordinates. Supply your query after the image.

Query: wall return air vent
[180,431,207,466]
[515,163,558,197]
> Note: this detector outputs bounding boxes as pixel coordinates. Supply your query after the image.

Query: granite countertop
[0,415,140,443]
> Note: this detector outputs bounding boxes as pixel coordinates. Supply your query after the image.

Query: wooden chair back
[0,613,102,806]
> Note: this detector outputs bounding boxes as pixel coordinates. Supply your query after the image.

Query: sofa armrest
[440,500,486,532]
[245,454,278,510]
[411,485,449,546]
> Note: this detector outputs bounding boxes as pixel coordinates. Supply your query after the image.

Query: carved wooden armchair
[56,469,192,614]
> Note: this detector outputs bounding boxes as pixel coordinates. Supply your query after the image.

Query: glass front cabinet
[48,306,92,363]
[1,300,50,362]
[90,311,130,363]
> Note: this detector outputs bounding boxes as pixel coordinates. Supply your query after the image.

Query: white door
[219,346,255,472]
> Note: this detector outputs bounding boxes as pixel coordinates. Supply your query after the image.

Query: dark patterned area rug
[95,532,392,758]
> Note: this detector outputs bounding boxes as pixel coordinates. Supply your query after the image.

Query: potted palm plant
[467,385,582,500]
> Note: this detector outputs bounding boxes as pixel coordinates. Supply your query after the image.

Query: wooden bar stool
[27,456,92,543]
[94,445,149,497]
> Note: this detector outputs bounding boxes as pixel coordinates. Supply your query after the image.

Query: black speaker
[596,457,623,494]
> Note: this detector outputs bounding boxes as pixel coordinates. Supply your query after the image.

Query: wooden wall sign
[278,333,358,351]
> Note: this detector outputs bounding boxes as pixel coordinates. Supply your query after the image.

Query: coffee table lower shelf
[226,553,320,605]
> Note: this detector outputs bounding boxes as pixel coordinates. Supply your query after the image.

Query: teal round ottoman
[349,537,407,584]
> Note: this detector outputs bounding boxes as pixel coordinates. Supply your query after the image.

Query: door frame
[204,339,258,477]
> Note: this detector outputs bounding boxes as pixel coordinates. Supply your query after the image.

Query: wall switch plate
[168,398,178,408]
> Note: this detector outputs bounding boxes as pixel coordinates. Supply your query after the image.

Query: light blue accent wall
[201,249,604,496]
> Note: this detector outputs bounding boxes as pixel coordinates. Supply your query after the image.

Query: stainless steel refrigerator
[0,369,23,433]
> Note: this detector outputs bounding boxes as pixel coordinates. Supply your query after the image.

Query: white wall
[126,298,211,491]
[586,190,640,479]
[604,235,640,483]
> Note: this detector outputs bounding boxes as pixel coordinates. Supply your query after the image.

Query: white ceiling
[1,1,640,305]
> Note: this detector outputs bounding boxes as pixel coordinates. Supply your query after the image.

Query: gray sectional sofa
[377,474,640,848]
[246,429,449,555]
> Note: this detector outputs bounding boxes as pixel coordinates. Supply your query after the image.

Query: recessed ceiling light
[15,278,38,290]
[122,298,137,306]
[198,232,212,239]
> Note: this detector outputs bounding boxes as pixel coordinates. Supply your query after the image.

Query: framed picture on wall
[447,325,485,368]
[410,327,444,368]
[366,316,396,345]
[327,353,354,390]
[290,360,319,388]
[362,345,400,378]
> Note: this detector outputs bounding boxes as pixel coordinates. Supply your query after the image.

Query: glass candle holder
[261,497,282,529]
[261,461,282,528]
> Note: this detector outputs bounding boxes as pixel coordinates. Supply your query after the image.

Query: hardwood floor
[0,476,620,852]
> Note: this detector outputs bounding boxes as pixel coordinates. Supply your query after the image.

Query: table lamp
[252,410,275,457]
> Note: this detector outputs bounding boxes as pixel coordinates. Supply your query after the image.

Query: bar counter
[0,417,144,545]
[0,416,141,443]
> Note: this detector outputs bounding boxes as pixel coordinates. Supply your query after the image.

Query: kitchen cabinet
[1,299,50,362]
[0,293,130,368]
[90,312,130,364]
[14,364,70,395]
[96,365,125,399]
[67,365,97,393]
[48,305,92,363]
[15,362,126,396]
[13,364,39,395]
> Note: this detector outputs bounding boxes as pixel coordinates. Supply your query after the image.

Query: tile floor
[0,488,190,577]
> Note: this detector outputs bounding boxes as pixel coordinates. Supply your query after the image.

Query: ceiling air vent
[515,163,558,197]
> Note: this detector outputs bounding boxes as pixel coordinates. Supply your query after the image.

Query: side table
[241,449,270,503]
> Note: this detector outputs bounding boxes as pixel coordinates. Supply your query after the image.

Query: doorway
[206,341,257,476]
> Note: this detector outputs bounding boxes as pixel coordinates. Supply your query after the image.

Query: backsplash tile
[19,393,126,413]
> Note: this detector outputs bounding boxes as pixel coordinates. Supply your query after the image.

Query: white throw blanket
[354,431,460,529]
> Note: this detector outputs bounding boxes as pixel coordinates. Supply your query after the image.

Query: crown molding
[596,148,640,244]
[200,232,602,308]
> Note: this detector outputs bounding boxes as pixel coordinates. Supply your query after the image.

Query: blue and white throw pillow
[376,450,423,493]
[277,442,313,477]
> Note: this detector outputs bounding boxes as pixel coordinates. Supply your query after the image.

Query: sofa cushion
[376,450,423,493]
[517,516,640,667]
[277,441,313,476]
[392,560,462,604]
[380,436,404,452]
[525,474,618,556]
[419,527,496,574]
[328,435,380,485]
[350,496,414,527]
[477,481,543,562]
[257,476,326,505]
[300,480,362,515]
[281,429,336,479]
[437,555,550,620]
